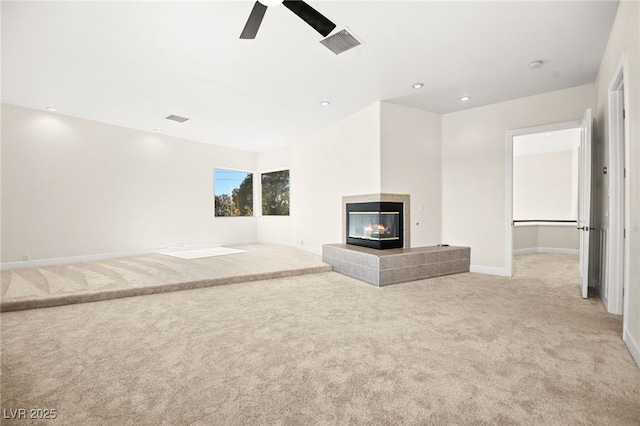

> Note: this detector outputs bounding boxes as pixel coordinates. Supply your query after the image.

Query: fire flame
[364,224,388,235]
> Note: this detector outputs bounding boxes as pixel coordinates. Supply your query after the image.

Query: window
[261,170,289,216]
[214,169,253,217]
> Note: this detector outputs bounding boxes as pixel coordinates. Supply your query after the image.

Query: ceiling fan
[240,0,336,40]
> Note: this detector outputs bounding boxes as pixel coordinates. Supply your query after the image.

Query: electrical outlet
[22,254,30,261]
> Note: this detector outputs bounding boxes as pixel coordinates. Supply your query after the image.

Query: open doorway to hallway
[505,120,583,292]
[511,128,581,262]
[511,127,583,295]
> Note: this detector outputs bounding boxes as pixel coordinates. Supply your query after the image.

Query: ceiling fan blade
[282,0,336,37]
[240,1,268,39]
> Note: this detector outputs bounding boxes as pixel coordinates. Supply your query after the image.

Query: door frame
[505,120,581,277]
[606,54,629,317]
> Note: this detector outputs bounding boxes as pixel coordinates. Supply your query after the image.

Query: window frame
[260,169,290,217]
[213,167,255,218]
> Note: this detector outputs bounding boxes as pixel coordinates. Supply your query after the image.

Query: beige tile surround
[323,244,470,287]
[342,193,411,248]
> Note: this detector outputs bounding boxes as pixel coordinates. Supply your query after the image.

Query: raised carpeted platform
[1,244,331,312]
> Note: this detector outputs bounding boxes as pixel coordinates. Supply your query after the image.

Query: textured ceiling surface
[2,1,619,151]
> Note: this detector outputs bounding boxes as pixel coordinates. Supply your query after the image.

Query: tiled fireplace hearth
[324,193,470,286]
[322,244,470,287]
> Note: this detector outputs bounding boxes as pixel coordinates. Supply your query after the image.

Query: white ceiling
[513,128,581,156]
[1,1,619,152]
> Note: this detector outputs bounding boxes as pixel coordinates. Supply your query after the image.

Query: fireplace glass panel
[348,212,400,241]
[346,201,404,249]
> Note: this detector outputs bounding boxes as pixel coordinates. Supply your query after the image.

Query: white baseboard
[2,249,161,270]
[1,240,259,270]
[623,328,640,370]
[469,265,510,276]
[513,247,579,256]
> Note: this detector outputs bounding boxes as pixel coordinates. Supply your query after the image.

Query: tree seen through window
[261,170,289,216]
[214,169,253,217]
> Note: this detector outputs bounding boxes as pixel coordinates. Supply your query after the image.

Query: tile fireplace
[327,193,471,286]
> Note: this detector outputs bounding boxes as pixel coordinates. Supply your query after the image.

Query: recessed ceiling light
[46,107,57,112]
[320,100,331,106]
[412,83,424,89]
[546,132,553,136]
[529,60,543,69]
[460,96,471,102]
[154,128,164,133]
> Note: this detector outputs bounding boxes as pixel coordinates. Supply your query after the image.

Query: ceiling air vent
[320,29,362,55]
[165,114,190,123]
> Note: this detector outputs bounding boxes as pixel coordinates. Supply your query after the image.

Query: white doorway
[505,119,586,287]
[511,128,581,259]
[604,55,628,318]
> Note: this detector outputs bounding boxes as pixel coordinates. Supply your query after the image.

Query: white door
[578,108,592,298]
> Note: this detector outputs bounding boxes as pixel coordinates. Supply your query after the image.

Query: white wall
[1,104,257,263]
[1,100,442,261]
[513,225,579,255]
[513,150,574,220]
[441,84,596,274]
[290,103,382,252]
[593,0,640,367]
[287,101,443,253]
[380,103,442,247]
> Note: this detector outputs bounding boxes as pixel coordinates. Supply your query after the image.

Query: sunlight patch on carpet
[162,247,247,259]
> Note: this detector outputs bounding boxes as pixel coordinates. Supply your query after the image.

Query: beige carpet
[1,253,639,425]
[1,244,331,312]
